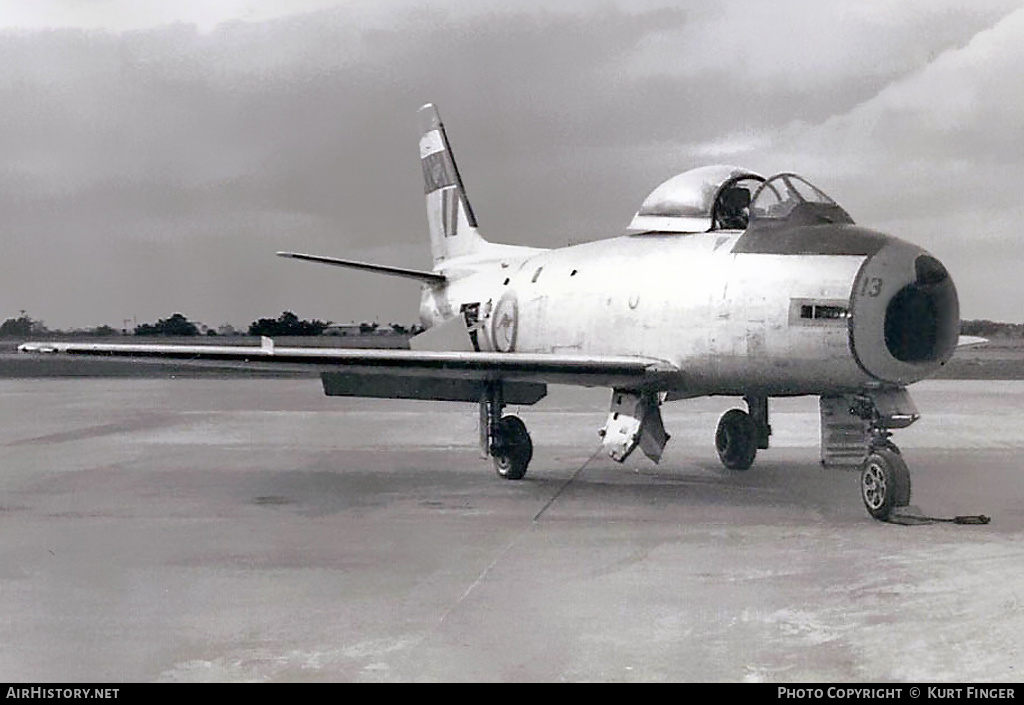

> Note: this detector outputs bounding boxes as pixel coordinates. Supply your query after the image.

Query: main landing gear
[714,395,771,471]
[477,381,917,521]
[481,383,533,480]
[492,415,533,480]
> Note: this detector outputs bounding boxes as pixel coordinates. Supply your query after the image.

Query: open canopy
[628,167,854,234]
[627,165,764,233]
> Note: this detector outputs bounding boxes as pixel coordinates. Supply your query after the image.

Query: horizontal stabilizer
[956,335,988,347]
[276,252,446,285]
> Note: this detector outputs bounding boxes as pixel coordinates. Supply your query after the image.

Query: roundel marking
[491,291,518,353]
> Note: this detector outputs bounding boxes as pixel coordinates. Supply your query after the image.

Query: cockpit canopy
[628,165,764,233]
[628,166,852,234]
[748,173,853,227]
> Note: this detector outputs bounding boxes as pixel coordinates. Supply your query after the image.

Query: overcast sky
[1,0,1022,330]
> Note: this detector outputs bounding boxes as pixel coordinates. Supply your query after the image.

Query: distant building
[323,324,364,337]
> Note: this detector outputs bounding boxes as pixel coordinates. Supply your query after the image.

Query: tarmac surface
[0,378,1022,682]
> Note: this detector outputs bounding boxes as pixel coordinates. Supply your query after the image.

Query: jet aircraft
[20,103,976,520]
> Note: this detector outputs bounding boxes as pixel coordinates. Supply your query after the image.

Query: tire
[492,415,532,480]
[859,448,912,520]
[715,409,757,470]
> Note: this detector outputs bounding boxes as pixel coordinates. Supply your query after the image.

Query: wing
[17,340,679,404]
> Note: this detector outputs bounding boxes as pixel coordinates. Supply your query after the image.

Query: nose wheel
[859,448,911,520]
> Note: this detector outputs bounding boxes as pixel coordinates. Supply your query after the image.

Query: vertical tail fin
[418,103,487,265]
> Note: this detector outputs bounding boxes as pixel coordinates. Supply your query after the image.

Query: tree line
[4,310,1020,339]
[0,311,423,337]
[959,319,1024,339]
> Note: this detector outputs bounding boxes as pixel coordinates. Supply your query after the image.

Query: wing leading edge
[18,341,680,402]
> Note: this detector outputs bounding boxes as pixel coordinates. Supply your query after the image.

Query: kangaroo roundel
[491,292,518,353]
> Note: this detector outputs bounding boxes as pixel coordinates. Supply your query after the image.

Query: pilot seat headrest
[721,186,751,210]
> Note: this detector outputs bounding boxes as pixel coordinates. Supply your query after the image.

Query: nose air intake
[850,242,960,385]
[883,255,958,363]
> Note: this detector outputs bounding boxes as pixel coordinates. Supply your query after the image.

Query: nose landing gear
[849,390,918,520]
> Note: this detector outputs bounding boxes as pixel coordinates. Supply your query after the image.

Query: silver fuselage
[421,224,959,397]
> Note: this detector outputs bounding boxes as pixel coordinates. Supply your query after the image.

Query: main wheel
[715,408,757,470]
[860,448,911,520]
[492,415,533,480]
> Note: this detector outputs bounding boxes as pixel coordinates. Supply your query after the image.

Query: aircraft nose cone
[849,239,959,385]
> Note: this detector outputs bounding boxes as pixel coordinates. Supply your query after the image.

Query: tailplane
[419,103,488,265]
[280,104,541,286]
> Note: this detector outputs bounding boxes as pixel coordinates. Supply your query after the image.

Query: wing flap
[320,373,547,404]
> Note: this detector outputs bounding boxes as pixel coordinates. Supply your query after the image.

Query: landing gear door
[600,391,670,463]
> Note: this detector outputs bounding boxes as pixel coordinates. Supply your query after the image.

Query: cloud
[755,7,1024,210]
[0,0,368,32]
[700,6,1024,319]
[0,2,1020,326]
[0,0,689,33]
[0,6,692,327]
[627,0,1019,87]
